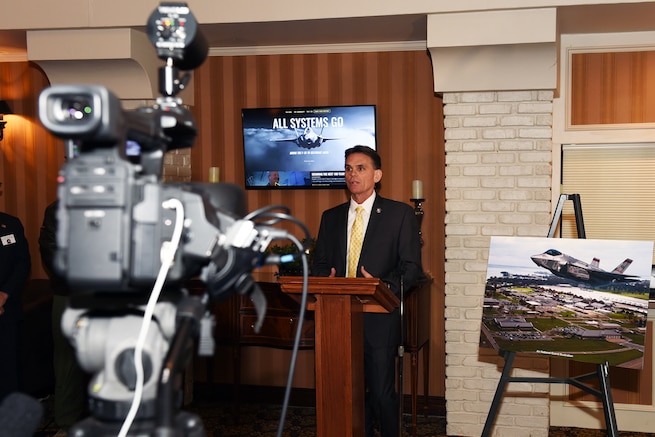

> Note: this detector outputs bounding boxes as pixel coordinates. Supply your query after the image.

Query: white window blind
[560,144,655,263]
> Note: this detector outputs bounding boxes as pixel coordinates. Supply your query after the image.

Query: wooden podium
[279,276,399,437]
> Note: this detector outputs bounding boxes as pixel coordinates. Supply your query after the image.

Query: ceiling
[2,4,655,59]
[0,15,427,60]
[558,3,655,34]
[195,15,428,48]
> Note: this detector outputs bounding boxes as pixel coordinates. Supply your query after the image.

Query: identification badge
[1,234,17,246]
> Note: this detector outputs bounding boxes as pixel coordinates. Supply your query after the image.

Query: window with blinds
[560,143,655,263]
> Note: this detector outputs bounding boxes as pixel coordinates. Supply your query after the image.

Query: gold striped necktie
[348,206,364,277]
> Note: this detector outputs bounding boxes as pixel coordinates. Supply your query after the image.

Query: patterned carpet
[34,397,445,436]
[185,400,445,437]
[35,397,655,436]
[175,401,655,437]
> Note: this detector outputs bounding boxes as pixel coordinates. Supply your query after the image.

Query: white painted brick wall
[444,91,554,437]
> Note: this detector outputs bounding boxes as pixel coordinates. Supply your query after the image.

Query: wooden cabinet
[238,280,314,349]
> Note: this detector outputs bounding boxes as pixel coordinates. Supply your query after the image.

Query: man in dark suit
[0,211,31,402]
[312,145,423,437]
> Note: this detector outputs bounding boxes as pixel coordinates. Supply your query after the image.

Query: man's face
[268,171,279,184]
[344,152,382,199]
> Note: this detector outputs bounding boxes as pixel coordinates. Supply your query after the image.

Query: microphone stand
[398,273,405,436]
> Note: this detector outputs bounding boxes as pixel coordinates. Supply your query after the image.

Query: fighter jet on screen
[270,126,338,149]
[530,249,639,286]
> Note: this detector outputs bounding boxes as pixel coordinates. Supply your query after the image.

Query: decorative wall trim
[209,40,426,56]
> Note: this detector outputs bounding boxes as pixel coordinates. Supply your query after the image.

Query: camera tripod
[63,292,211,437]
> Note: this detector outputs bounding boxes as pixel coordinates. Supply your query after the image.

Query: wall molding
[209,40,426,56]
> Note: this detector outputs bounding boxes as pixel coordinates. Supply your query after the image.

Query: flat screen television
[242,105,377,189]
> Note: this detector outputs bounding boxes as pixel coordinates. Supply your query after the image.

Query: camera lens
[63,98,93,121]
[52,95,94,124]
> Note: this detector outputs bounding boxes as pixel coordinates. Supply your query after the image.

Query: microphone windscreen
[0,392,44,437]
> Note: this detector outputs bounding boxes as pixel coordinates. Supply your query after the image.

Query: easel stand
[481,351,618,437]
[482,194,619,437]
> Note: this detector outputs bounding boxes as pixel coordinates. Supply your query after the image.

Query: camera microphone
[0,393,43,437]
[146,2,208,71]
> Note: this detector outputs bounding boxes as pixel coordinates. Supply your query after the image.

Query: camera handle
[159,59,191,98]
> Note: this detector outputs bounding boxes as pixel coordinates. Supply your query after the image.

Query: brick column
[444,91,554,436]
[163,148,192,182]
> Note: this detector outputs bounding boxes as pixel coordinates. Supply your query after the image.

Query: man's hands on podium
[328,266,373,278]
[327,266,396,296]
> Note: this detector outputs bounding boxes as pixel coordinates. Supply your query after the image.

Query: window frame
[550,31,655,428]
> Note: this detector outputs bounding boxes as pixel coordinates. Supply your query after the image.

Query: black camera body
[39,84,246,295]
[37,2,218,295]
[35,1,254,298]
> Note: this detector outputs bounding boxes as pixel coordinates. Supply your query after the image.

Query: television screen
[67,139,141,161]
[125,139,141,157]
[242,105,377,189]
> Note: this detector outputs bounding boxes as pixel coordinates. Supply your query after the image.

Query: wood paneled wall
[0,62,64,279]
[571,50,655,125]
[190,50,445,395]
[0,49,446,396]
[190,51,444,247]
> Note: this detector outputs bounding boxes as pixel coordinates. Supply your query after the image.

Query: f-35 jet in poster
[481,236,653,368]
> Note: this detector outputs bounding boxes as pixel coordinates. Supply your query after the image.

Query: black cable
[227,207,311,436]
[275,235,309,437]
[244,205,313,246]
[243,204,290,220]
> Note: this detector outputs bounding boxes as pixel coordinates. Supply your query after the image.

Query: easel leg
[482,351,516,437]
[597,362,618,437]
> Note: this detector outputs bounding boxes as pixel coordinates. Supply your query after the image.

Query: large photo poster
[241,105,376,189]
[481,236,653,368]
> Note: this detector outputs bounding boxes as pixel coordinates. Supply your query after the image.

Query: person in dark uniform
[39,200,89,431]
[0,211,31,402]
[312,145,423,437]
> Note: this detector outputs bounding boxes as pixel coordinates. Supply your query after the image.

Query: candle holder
[410,198,425,246]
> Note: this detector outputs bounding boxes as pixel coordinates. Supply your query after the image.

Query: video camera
[38,4,284,301]
[37,3,310,436]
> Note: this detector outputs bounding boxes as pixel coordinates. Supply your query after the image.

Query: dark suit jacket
[0,212,31,321]
[39,200,69,295]
[312,194,423,348]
